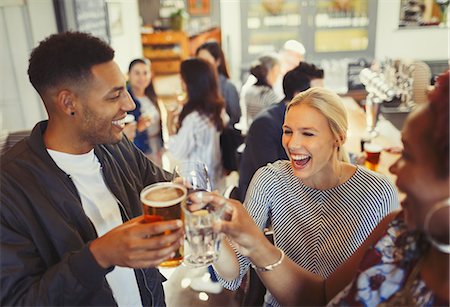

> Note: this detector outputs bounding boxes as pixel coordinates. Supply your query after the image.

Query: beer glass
[140,182,187,267]
[364,143,382,171]
[182,191,225,267]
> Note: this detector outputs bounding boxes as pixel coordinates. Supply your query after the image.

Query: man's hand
[89,216,183,269]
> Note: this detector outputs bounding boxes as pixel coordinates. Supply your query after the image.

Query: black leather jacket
[0,121,171,306]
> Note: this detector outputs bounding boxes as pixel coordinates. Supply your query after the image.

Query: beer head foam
[364,143,382,153]
[141,182,186,208]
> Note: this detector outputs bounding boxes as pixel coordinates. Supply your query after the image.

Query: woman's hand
[196,193,269,257]
[137,114,151,132]
[166,106,181,135]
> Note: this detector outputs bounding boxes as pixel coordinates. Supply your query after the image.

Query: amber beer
[140,182,187,267]
[364,143,382,171]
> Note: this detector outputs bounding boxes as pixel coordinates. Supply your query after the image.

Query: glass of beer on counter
[364,142,382,171]
[140,182,187,267]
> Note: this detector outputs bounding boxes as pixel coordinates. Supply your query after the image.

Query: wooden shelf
[141,28,221,75]
[188,27,221,56]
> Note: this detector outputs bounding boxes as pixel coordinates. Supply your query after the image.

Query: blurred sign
[54,0,110,43]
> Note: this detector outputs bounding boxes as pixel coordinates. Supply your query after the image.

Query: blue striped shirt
[216,160,398,307]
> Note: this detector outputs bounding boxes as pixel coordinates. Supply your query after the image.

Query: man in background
[273,39,306,99]
[237,40,306,132]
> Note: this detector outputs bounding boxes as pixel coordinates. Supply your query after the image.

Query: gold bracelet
[251,248,285,272]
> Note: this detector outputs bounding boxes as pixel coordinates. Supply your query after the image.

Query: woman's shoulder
[183,110,207,122]
[183,111,217,133]
[221,75,237,89]
[351,166,396,190]
[255,160,293,180]
[247,160,295,201]
[244,85,261,97]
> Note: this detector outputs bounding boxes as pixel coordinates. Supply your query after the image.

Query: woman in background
[196,41,241,129]
[244,54,281,126]
[127,58,164,166]
[196,41,243,173]
[167,58,226,191]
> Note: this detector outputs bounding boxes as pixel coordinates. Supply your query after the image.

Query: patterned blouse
[329,213,448,306]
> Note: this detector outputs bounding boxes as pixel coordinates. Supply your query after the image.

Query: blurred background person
[273,39,306,99]
[196,41,243,173]
[167,58,226,192]
[214,87,398,307]
[127,58,164,166]
[196,41,240,130]
[244,53,281,127]
[238,62,324,201]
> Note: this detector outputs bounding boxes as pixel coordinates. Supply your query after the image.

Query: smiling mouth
[112,117,127,128]
[291,154,311,168]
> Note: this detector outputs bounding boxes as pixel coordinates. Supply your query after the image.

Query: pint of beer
[140,182,187,267]
[364,143,382,171]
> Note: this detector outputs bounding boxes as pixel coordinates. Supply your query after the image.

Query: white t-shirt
[47,149,142,306]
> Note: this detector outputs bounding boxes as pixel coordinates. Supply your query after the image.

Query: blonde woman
[214,87,398,307]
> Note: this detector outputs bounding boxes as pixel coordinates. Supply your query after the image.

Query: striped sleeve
[378,173,399,214]
[215,165,275,290]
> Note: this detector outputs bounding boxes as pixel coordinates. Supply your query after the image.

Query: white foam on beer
[141,183,186,208]
[364,143,382,153]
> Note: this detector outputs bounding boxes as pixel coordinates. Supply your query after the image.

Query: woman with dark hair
[196,41,243,172]
[167,58,226,190]
[245,54,281,126]
[127,58,164,166]
[196,41,241,127]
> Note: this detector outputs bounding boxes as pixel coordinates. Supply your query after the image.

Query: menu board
[74,0,110,42]
[244,0,302,61]
[54,0,110,43]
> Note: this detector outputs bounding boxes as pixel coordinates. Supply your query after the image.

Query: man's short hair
[28,31,114,95]
[282,62,324,100]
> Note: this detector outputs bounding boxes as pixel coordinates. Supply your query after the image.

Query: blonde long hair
[287,87,350,162]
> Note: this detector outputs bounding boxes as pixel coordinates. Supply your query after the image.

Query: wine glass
[172,160,212,193]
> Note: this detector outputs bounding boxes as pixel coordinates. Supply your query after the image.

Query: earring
[424,198,450,254]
